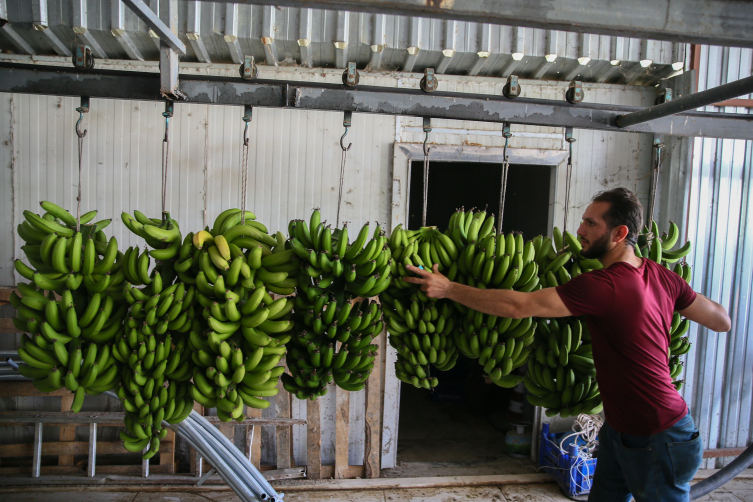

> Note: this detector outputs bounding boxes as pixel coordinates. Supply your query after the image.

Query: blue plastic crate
[539,422,598,497]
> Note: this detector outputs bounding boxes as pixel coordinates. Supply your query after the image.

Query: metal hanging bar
[241,105,253,224]
[498,123,511,235]
[616,74,753,128]
[75,96,89,232]
[161,101,173,214]
[336,111,352,228]
[563,127,576,234]
[422,117,431,227]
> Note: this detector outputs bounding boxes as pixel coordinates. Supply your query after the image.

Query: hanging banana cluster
[388,225,460,289]
[116,278,195,459]
[533,228,603,289]
[13,201,131,412]
[524,317,602,417]
[637,221,694,392]
[283,293,382,399]
[288,210,392,298]
[383,290,457,390]
[121,211,186,287]
[176,209,295,420]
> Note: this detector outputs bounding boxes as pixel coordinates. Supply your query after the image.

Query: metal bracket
[655,87,673,105]
[503,75,520,99]
[342,61,360,86]
[565,127,576,145]
[73,44,95,71]
[341,110,352,151]
[420,68,438,93]
[502,122,512,141]
[240,55,258,80]
[422,117,431,156]
[566,80,584,104]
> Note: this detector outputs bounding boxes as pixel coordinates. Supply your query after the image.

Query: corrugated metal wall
[682,45,753,468]
[0,62,656,469]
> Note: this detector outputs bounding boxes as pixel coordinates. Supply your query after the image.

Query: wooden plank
[334,385,350,479]
[713,99,753,108]
[58,393,76,467]
[0,287,16,303]
[276,362,292,470]
[160,429,175,474]
[364,327,383,479]
[291,472,552,490]
[320,464,366,479]
[703,447,747,458]
[261,467,306,480]
[246,406,262,469]
[0,318,17,333]
[0,411,304,426]
[0,464,174,477]
[0,382,70,398]
[306,396,321,480]
[0,440,173,457]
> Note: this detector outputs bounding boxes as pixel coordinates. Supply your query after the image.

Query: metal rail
[617,75,753,128]
[196,0,753,49]
[1,64,752,140]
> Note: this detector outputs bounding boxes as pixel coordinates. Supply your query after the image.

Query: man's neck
[599,244,643,269]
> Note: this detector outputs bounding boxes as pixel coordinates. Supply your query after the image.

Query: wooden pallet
[0,382,175,477]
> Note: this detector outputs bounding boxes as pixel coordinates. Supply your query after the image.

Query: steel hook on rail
[75,96,89,139]
[423,117,432,156]
[341,111,352,152]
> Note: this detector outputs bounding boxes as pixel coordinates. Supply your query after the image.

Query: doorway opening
[392,160,553,477]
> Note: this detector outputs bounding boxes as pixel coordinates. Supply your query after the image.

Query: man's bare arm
[679,294,731,332]
[404,265,573,319]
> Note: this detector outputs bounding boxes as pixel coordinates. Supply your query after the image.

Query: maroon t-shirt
[555,258,697,435]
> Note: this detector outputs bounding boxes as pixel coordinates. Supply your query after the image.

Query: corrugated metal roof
[0,0,688,85]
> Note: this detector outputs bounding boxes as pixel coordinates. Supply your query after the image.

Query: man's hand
[403,264,453,299]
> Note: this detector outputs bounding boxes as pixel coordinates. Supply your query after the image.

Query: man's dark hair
[591,188,643,246]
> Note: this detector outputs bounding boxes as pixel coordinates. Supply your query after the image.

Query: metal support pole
[32,422,42,478]
[88,423,97,477]
[616,74,753,128]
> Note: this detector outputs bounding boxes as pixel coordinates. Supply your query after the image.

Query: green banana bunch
[388,224,458,291]
[117,272,197,458]
[524,317,603,417]
[288,211,392,298]
[284,285,382,400]
[383,290,457,390]
[533,228,602,289]
[635,220,692,265]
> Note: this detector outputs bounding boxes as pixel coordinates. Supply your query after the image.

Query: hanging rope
[74,97,89,232]
[498,124,512,235]
[241,106,253,224]
[422,117,431,227]
[161,101,173,214]
[563,128,576,234]
[337,111,352,228]
[648,138,664,228]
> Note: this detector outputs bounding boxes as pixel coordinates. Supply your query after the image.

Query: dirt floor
[3,478,753,502]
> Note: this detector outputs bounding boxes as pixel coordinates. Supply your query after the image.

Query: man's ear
[612,225,629,244]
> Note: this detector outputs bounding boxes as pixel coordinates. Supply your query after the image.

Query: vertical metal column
[32,422,43,478]
[87,423,97,477]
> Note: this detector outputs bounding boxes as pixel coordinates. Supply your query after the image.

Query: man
[405,188,730,502]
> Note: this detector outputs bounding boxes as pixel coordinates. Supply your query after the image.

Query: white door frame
[382,143,569,469]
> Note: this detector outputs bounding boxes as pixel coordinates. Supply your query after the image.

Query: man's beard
[581,232,611,259]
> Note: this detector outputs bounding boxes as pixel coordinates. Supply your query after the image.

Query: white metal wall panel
[683,45,753,469]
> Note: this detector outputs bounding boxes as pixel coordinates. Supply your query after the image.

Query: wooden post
[160,429,175,473]
[189,403,204,476]
[58,393,76,466]
[335,385,350,479]
[306,397,321,479]
[364,328,383,478]
[276,368,292,470]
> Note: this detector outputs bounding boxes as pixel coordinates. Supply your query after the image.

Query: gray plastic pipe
[690,445,753,500]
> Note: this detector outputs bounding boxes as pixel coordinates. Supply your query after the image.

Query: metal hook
[341,111,352,152]
[422,117,432,156]
[75,112,87,139]
[340,127,352,152]
[242,105,253,147]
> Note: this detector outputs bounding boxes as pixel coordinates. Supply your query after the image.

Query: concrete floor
[3,478,753,502]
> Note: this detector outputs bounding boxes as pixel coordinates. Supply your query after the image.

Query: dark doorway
[393,160,553,474]
[408,161,552,237]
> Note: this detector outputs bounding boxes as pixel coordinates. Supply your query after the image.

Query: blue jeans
[588,412,703,502]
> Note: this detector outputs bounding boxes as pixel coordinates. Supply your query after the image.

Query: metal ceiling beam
[0,64,751,140]
[616,74,753,128]
[120,0,186,54]
[198,0,753,49]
